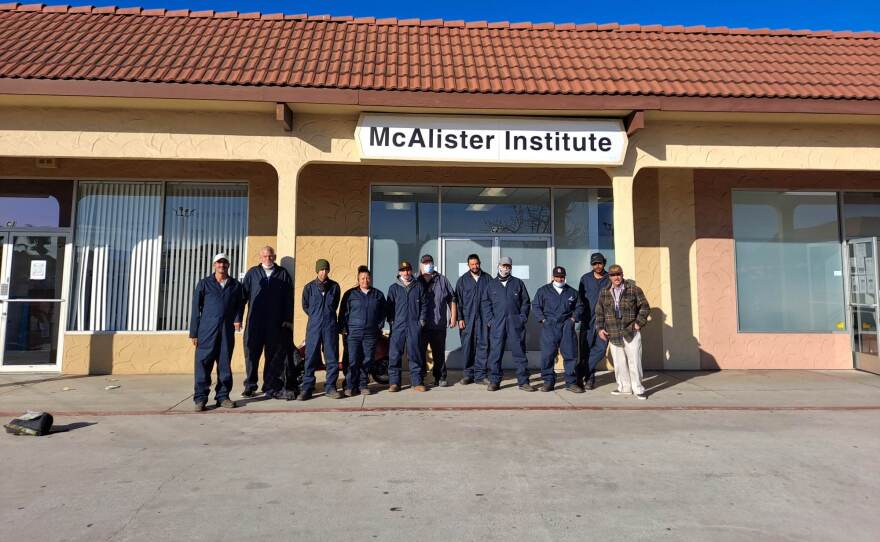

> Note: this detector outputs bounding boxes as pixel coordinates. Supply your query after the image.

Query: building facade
[1,5,879,374]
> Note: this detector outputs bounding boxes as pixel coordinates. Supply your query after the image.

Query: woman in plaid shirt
[594,264,651,400]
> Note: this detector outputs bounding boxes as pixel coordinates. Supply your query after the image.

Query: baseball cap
[399,260,413,271]
[420,254,434,263]
[212,253,229,264]
[553,266,567,277]
[499,256,513,266]
[590,252,607,265]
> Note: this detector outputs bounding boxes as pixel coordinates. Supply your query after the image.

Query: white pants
[609,331,644,395]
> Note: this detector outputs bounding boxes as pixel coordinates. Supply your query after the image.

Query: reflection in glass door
[442,238,494,361]
[847,237,880,375]
[0,233,67,370]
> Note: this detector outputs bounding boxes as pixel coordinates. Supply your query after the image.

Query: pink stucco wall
[692,170,880,370]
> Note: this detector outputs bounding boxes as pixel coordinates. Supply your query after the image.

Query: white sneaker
[635,393,647,400]
[610,390,631,396]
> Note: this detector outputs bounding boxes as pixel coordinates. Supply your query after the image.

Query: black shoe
[458,377,474,385]
[566,384,586,394]
[327,389,346,399]
[266,390,284,400]
[540,383,554,392]
[487,383,500,392]
[296,390,313,401]
[194,400,207,412]
[241,389,257,398]
[518,383,537,392]
[280,389,298,401]
[586,376,596,390]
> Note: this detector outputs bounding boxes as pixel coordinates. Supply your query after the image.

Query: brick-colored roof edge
[0,2,877,38]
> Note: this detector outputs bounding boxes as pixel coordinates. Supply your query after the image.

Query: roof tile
[0,4,878,101]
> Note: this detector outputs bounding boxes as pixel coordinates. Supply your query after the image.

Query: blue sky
[111,0,879,32]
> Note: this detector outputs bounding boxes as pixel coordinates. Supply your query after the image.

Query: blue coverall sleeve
[419,284,429,325]
[578,277,590,322]
[532,288,546,322]
[386,287,396,324]
[377,291,388,330]
[519,283,531,322]
[454,278,465,322]
[234,283,245,324]
[301,283,310,315]
[480,285,493,326]
[189,280,204,338]
[330,283,342,313]
[338,289,351,330]
[282,270,294,323]
[574,289,585,322]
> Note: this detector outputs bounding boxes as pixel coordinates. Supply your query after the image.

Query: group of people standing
[188,246,650,411]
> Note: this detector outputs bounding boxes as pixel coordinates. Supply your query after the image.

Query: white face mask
[423,263,435,274]
[553,281,566,290]
[498,267,510,278]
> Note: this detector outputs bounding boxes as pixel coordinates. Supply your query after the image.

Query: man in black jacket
[241,246,294,398]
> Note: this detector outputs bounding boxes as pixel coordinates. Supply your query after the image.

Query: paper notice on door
[512,265,530,279]
[30,260,47,280]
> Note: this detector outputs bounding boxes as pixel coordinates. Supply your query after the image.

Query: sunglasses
[608,272,622,277]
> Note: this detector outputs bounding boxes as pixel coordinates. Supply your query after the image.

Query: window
[370,186,439,293]
[440,187,550,234]
[553,188,614,276]
[69,182,248,332]
[732,191,845,332]
[0,180,73,228]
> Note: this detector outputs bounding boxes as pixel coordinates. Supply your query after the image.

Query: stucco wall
[693,170,880,369]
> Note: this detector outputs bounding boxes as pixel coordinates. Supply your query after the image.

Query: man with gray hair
[241,246,294,398]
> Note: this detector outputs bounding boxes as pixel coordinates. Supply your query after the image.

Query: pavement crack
[105,461,194,541]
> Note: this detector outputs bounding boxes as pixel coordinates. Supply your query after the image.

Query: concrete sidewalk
[1,369,879,415]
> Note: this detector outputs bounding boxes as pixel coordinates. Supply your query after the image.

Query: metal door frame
[845,236,880,375]
[0,229,72,373]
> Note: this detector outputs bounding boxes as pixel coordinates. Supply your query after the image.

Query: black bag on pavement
[5,411,54,436]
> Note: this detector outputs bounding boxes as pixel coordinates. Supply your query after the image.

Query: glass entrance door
[441,236,551,368]
[847,237,880,375]
[0,233,67,371]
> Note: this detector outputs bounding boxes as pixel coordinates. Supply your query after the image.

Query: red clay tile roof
[0,3,879,109]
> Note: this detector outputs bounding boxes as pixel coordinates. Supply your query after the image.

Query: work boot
[194,400,207,412]
[241,389,257,398]
[296,389,313,401]
[327,389,346,399]
[586,375,596,390]
[280,389,297,401]
[541,383,554,392]
[388,384,401,393]
[458,377,473,385]
[487,383,500,392]
[413,385,428,392]
[518,383,537,392]
[218,399,236,408]
[565,384,586,394]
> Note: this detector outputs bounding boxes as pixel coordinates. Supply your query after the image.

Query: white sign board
[30,260,47,280]
[356,113,628,166]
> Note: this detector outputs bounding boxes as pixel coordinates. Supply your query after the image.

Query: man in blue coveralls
[190,253,245,411]
[338,265,387,396]
[533,266,584,393]
[386,260,429,392]
[300,259,343,400]
[578,252,611,390]
[417,254,457,387]
[483,256,532,392]
[454,253,492,386]
[241,245,293,399]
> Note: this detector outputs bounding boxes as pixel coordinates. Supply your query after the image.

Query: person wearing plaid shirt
[594,264,650,400]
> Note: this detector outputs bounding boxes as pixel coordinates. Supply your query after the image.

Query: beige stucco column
[610,173,637,277]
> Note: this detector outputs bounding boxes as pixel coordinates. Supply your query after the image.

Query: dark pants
[244,326,283,393]
[421,327,448,383]
[540,319,578,387]
[389,324,425,386]
[579,326,608,385]
[194,342,234,403]
[459,320,488,381]
[487,318,528,386]
[346,329,378,392]
[302,322,340,394]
